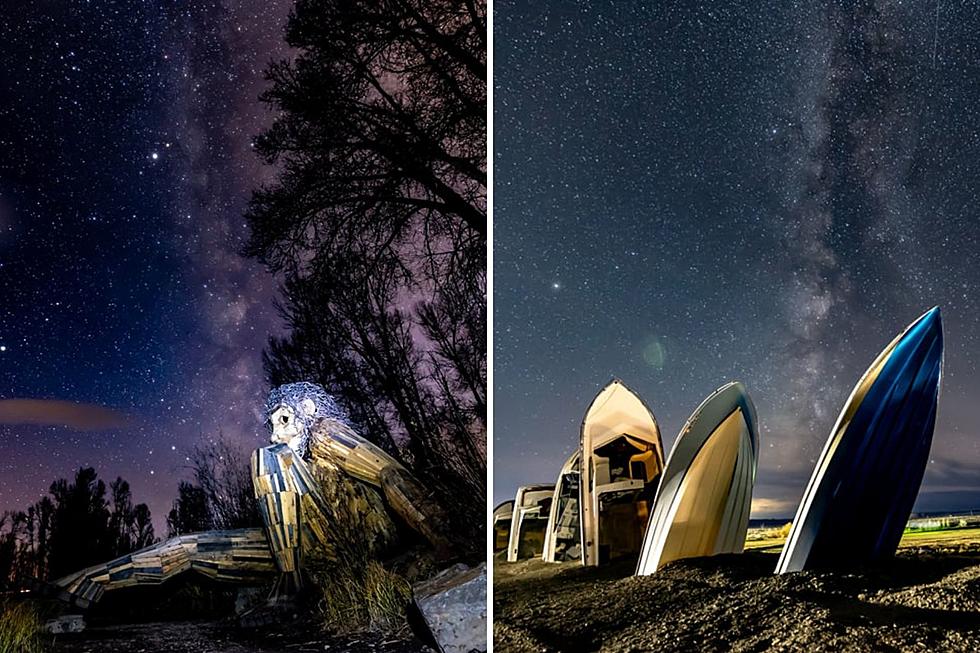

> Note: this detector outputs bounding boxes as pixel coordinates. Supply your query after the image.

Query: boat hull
[636,381,759,575]
[776,308,943,573]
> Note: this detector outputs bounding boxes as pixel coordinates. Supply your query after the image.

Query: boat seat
[629,450,657,481]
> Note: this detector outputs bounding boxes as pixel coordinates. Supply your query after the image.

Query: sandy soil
[493,546,980,652]
[50,620,431,653]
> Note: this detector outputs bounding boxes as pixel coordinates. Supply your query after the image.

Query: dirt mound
[494,548,980,652]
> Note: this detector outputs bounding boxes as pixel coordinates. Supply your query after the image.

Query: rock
[43,613,85,634]
[413,562,486,653]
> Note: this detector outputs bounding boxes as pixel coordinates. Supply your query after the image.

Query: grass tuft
[363,561,413,633]
[307,553,412,635]
[0,598,48,653]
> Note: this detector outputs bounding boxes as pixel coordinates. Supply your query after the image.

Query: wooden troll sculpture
[54,382,453,608]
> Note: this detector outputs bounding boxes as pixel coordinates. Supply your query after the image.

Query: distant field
[743,532,788,552]
[898,526,980,547]
[744,525,980,552]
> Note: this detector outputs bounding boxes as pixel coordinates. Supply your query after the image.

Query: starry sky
[0,1,294,530]
[494,1,980,519]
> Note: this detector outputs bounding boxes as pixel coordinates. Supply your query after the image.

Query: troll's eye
[281,415,289,424]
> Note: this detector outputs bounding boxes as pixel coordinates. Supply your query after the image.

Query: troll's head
[262,382,349,457]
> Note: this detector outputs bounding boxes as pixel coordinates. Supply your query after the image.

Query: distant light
[151,152,159,160]
[0,345,5,352]
[642,338,666,370]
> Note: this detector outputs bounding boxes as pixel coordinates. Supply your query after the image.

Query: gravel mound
[494,548,980,652]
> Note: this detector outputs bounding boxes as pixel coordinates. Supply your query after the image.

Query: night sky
[0,2,294,530]
[494,1,980,518]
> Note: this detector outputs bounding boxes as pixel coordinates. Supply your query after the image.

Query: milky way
[494,1,980,518]
[0,2,293,530]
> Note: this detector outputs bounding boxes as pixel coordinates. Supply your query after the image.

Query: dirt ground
[493,546,980,652]
[31,569,435,653]
[50,619,431,653]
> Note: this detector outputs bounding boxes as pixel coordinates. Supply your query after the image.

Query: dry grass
[0,599,48,653]
[308,552,412,635]
[364,561,413,633]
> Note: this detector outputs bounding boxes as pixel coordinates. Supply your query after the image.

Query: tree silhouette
[167,481,212,537]
[245,0,486,274]
[166,436,262,537]
[106,477,155,555]
[108,478,135,555]
[47,468,111,580]
[32,497,53,578]
[132,504,155,549]
[0,513,19,587]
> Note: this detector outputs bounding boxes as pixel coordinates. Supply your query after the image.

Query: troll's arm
[307,418,454,557]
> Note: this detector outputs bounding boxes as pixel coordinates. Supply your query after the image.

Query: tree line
[0,438,259,589]
[0,468,155,587]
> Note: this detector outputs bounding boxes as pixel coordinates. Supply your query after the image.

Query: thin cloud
[0,399,133,431]
[750,496,797,520]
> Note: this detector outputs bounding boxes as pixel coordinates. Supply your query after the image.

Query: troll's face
[262,382,349,457]
[267,402,311,451]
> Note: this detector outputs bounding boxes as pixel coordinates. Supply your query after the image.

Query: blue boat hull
[777,308,943,573]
